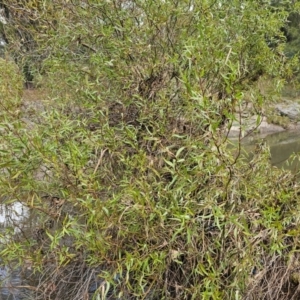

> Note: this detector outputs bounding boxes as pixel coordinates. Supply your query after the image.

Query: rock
[228,115,285,138]
[286,122,300,131]
[275,101,300,121]
[257,118,285,134]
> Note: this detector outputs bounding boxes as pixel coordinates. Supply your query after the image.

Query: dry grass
[22,89,48,102]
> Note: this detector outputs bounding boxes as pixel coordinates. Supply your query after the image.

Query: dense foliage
[0,1,300,299]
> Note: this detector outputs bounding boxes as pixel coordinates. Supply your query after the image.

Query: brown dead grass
[22,89,48,102]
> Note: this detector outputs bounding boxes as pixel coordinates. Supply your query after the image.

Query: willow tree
[0,1,299,299]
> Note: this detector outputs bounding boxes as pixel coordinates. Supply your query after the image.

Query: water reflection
[0,266,22,300]
[0,203,30,300]
[0,203,29,231]
[235,130,300,171]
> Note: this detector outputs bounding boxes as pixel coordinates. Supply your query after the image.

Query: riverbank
[228,98,300,138]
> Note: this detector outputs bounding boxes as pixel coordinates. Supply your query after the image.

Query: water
[0,203,31,300]
[234,130,300,171]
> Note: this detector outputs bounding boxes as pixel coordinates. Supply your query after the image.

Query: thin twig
[93,148,108,175]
